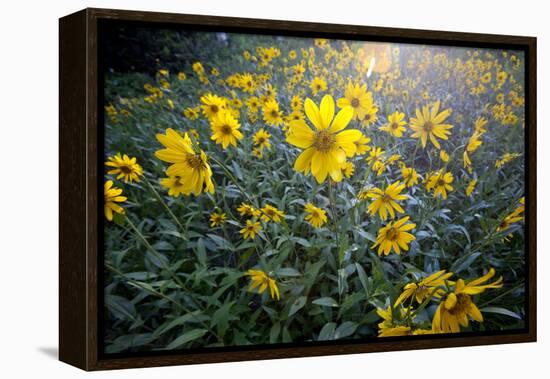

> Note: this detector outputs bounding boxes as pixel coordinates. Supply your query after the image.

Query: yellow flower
[379,111,406,137]
[155,128,214,195]
[474,117,488,133]
[343,161,355,178]
[310,76,327,95]
[439,149,449,162]
[401,166,419,187]
[409,101,453,149]
[210,111,243,149]
[177,72,186,81]
[240,73,256,94]
[304,203,328,228]
[432,268,503,333]
[354,135,371,155]
[200,93,226,120]
[160,176,188,197]
[495,152,521,168]
[183,106,200,120]
[497,198,525,233]
[361,106,379,128]
[262,99,284,127]
[466,179,477,196]
[426,171,454,199]
[336,82,374,120]
[372,216,416,256]
[246,269,280,300]
[209,211,226,227]
[237,203,261,218]
[105,153,143,183]
[260,204,285,223]
[367,181,407,220]
[286,95,361,183]
[240,220,262,240]
[253,129,271,150]
[291,95,302,110]
[394,270,454,307]
[104,180,126,221]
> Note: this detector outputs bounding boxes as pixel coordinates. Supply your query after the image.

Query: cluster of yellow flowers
[378,268,503,336]
[103,36,525,335]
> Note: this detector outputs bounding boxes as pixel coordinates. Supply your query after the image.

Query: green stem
[142,176,186,236]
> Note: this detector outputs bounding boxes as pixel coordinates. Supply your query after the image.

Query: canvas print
[100,22,527,354]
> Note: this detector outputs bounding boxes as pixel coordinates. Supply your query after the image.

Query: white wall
[0,0,546,377]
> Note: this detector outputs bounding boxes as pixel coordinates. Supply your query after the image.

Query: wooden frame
[59,7,537,371]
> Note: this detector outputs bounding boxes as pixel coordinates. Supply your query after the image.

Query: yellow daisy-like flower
[440,149,449,162]
[361,106,379,128]
[336,82,374,120]
[183,106,200,120]
[432,268,503,333]
[240,220,262,240]
[379,111,406,137]
[239,73,256,94]
[367,181,407,220]
[409,101,453,149]
[160,176,188,198]
[466,179,477,196]
[262,99,284,127]
[304,203,328,228]
[354,135,371,155]
[237,202,261,218]
[210,111,243,149]
[310,76,327,95]
[154,128,214,195]
[260,204,285,223]
[372,216,416,256]
[291,95,302,110]
[253,129,271,150]
[343,161,355,178]
[209,211,226,227]
[177,72,186,81]
[401,166,419,187]
[104,180,126,221]
[394,270,454,307]
[286,95,361,183]
[245,269,280,300]
[200,93,226,120]
[105,153,143,183]
[426,170,454,199]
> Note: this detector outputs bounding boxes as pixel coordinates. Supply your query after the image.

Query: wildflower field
[102,26,526,353]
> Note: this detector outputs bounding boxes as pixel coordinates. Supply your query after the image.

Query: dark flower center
[351,98,360,107]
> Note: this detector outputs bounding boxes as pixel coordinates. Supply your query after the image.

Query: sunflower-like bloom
[426,170,454,199]
[376,306,431,337]
[409,101,453,149]
[401,166,419,187]
[209,211,226,227]
[394,270,454,307]
[304,203,328,228]
[155,128,214,195]
[253,129,271,151]
[286,95,361,183]
[210,111,243,149]
[310,76,327,95]
[367,181,407,220]
[432,268,503,333]
[379,111,407,137]
[260,204,285,223]
[160,176,187,197]
[354,135,371,155]
[245,269,280,300]
[262,99,284,127]
[237,202,261,218]
[497,197,525,233]
[105,153,143,183]
[372,216,416,255]
[104,180,126,221]
[466,179,477,196]
[336,82,374,120]
[200,93,226,120]
[240,220,262,240]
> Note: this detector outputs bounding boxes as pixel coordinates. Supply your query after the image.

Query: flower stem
[142,176,186,236]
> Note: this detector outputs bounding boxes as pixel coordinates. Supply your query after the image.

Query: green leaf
[355,263,369,296]
[334,321,358,339]
[195,238,207,266]
[276,267,301,277]
[480,307,522,320]
[450,252,481,274]
[269,322,281,343]
[317,322,337,341]
[288,296,307,317]
[312,297,339,307]
[165,328,208,350]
